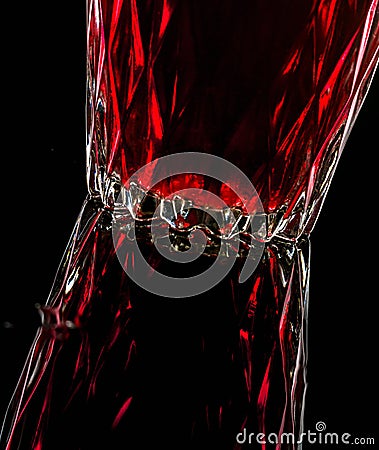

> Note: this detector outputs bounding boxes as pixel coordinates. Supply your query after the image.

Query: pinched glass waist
[101,177,306,260]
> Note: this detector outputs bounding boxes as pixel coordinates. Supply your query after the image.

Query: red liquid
[88,0,378,221]
[1,1,378,449]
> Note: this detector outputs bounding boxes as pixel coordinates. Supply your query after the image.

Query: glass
[1,1,378,449]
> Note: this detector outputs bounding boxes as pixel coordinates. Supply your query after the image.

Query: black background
[1,2,377,446]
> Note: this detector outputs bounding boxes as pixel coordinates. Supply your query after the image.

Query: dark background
[1,2,377,446]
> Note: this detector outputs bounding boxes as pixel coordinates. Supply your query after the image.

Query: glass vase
[1,1,378,449]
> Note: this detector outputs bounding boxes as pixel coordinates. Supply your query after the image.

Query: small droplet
[65,320,76,329]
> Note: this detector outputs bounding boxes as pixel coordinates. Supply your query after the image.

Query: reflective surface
[1,1,378,449]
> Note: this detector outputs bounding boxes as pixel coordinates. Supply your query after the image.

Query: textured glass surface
[1,1,378,449]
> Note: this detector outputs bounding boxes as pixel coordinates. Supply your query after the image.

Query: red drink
[1,1,378,449]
